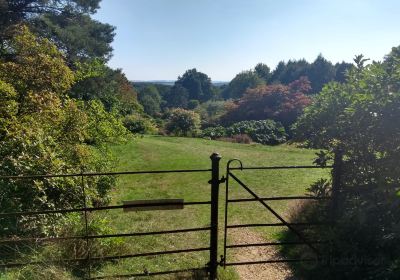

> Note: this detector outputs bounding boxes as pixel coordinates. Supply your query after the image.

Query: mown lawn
[93,136,329,279]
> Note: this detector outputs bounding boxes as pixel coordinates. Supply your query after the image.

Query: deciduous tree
[0,26,126,237]
[220,77,312,127]
[222,70,265,99]
[174,68,215,102]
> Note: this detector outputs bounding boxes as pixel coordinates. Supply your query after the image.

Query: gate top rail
[0,168,212,179]
[229,165,332,171]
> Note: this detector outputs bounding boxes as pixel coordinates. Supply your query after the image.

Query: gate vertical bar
[223,167,229,268]
[81,172,91,279]
[209,153,221,280]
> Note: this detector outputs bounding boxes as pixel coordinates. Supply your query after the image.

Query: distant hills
[132,80,229,86]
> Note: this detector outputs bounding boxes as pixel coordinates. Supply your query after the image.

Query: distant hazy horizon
[94,0,400,81]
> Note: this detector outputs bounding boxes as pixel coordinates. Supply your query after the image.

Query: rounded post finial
[210,152,221,160]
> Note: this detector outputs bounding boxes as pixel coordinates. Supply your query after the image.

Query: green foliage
[165,108,201,136]
[201,126,226,139]
[162,69,217,109]
[74,58,106,81]
[0,0,113,64]
[0,25,75,95]
[306,178,331,197]
[187,99,200,109]
[32,12,115,63]
[0,80,17,138]
[222,70,265,99]
[269,59,309,86]
[196,100,228,124]
[254,63,271,82]
[56,214,126,264]
[289,49,400,279]
[165,84,189,108]
[293,82,352,148]
[334,61,354,83]
[123,114,157,134]
[1,214,126,280]
[71,66,142,116]
[226,120,287,145]
[0,9,138,279]
[0,99,125,236]
[201,120,287,145]
[268,55,353,94]
[84,99,129,145]
[174,68,215,102]
[307,54,336,93]
[137,85,162,116]
[3,265,75,280]
[0,26,127,238]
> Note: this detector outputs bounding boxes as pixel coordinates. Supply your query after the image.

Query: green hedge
[201,120,287,145]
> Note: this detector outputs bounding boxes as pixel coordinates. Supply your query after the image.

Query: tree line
[132,55,353,140]
[135,56,352,116]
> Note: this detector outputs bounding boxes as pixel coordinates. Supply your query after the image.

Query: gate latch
[218,255,225,266]
[208,176,226,184]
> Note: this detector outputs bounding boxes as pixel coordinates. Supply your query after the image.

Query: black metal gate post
[209,153,222,280]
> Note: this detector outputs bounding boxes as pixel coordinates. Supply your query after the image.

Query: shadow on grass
[278,197,400,280]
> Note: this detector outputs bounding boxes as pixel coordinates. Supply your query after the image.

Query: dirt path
[230,228,296,280]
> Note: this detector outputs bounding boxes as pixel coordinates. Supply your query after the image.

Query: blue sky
[93,0,400,81]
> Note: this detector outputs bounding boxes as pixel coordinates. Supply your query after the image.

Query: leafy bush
[0,26,126,238]
[0,99,124,237]
[201,120,287,145]
[201,126,226,139]
[226,120,287,145]
[165,108,201,136]
[123,114,157,134]
[287,51,400,279]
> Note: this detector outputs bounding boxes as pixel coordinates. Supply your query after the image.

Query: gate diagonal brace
[228,171,321,256]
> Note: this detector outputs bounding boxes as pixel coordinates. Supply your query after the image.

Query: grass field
[1,136,329,280]
[94,136,329,279]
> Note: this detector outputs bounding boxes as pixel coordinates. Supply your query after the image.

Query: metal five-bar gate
[221,155,341,268]
[0,152,341,279]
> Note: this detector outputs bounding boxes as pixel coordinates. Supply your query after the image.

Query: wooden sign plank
[123,199,184,212]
